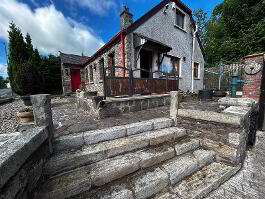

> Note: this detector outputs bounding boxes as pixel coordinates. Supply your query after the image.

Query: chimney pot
[120,6,133,30]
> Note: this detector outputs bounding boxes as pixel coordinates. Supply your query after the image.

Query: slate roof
[60,52,90,66]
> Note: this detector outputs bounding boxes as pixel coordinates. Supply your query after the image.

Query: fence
[103,66,179,98]
[204,62,245,91]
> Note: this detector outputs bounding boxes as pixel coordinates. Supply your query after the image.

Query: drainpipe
[191,25,198,93]
[120,31,125,76]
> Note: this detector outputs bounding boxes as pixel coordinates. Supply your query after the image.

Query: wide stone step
[154,162,240,199]
[37,144,208,199]
[53,118,173,153]
[201,138,238,164]
[44,127,187,176]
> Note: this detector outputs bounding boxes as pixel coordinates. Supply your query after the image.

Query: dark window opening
[176,10,185,29]
[85,68,88,80]
[140,49,152,78]
[99,59,104,80]
[108,53,115,76]
[89,65,93,82]
[194,62,199,78]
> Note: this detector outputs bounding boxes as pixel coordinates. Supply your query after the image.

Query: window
[89,65,93,82]
[194,62,199,78]
[99,59,104,80]
[85,68,88,80]
[108,53,115,76]
[176,9,185,29]
[160,56,181,77]
[175,57,181,77]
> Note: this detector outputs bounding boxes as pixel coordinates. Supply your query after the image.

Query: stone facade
[243,53,265,102]
[85,41,122,96]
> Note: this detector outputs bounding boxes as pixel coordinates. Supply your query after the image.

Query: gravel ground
[0,96,169,137]
[52,97,169,138]
[0,99,24,134]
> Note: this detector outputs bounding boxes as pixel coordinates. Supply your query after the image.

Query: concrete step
[53,118,174,153]
[154,162,240,199]
[44,127,187,176]
[36,143,208,199]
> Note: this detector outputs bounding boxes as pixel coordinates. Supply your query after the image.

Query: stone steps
[44,126,187,176]
[36,147,215,199]
[154,162,240,199]
[53,118,174,153]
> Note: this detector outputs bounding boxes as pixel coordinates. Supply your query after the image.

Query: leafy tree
[204,0,265,65]
[193,8,208,47]
[0,76,7,89]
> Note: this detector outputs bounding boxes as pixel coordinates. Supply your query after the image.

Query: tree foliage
[194,0,265,66]
[0,76,7,89]
[7,23,62,95]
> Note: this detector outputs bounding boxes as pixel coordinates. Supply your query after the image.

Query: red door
[71,69,81,92]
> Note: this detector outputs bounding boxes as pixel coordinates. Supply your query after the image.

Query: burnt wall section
[0,127,50,199]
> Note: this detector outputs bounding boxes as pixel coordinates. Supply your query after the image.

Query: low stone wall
[0,94,54,199]
[172,95,259,166]
[0,127,50,199]
[76,91,171,118]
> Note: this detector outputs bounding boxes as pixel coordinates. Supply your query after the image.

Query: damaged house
[60,0,205,96]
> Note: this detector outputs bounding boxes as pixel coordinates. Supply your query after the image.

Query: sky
[0,0,223,77]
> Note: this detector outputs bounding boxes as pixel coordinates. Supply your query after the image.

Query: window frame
[175,8,186,30]
[193,62,200,79]
[99,58,104,81]
[89,65,94,83]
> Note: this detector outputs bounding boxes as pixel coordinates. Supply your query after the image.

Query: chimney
[120,6,133,30]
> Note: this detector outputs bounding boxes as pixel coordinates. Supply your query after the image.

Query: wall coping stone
[104,94,170,104]
[218,97,257,107]
[178,109,243,126]
[0,126,48,189]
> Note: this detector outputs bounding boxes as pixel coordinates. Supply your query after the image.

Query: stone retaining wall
[0,127,50,199]
[76,91,171,118]
[0,94,54,199]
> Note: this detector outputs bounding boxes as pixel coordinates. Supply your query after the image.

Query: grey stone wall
[61,64,72,94]
[85,41,122,96]
[0,127,50,199]
[98,94,170,118]
[132,2,204,92]
[76,93,170,118]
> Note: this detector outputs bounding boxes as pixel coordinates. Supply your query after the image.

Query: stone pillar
[31,94,53,153]
[170,91,179,126]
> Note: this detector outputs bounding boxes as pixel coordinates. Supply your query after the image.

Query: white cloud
[66,0,117,15]
[0,63,7,75]
[0,0,104,56]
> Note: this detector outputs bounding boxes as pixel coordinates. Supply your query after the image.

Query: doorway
[71,69,80,92]
[140,49,152,78]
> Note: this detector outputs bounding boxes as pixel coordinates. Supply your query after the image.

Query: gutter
[191,25,198,93]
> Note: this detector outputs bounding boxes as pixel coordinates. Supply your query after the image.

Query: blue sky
[0,0,223,77]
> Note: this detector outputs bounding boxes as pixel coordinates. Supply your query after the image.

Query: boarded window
[176,10,185,29]
[99,59,104,80]
[89,65,93,82]
[194,62,199,78]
